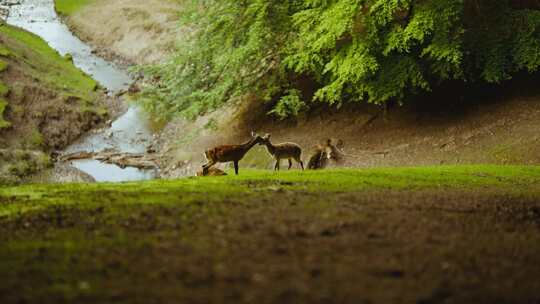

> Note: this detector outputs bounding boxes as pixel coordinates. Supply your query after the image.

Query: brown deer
[261,134,304,171]
[202,132,264,175]
[328,139,345,164]
[307,139,345,169]
[307,140,332,170]
[196,167,227,176]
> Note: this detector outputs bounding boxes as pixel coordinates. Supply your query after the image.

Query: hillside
[0,23,111,184]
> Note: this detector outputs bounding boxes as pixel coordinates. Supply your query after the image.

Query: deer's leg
[288,159,292,170]
[274,159,280,171]
[233,160,239,175]
[321,158,328,169]
[202,158,214,169]
[294,156,304,170]
[202,160,216,175]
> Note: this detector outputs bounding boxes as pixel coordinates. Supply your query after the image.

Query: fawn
[261,133,304,170]
[202,132,264,175]
[196,167,227,176]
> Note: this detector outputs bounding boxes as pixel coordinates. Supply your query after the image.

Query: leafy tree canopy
[140,0,540,120]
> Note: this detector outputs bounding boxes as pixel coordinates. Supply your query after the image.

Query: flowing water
[5,0,158,182]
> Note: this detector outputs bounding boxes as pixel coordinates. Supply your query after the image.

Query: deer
[307,139,345,169]
[196,167,227,176]
[328,139,345,164]
[307,140,332,170]
[202,132,264,175]
[261,133,304,171]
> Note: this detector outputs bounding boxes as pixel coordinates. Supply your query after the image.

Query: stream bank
[56,0,181,65]
[5,0,159,182]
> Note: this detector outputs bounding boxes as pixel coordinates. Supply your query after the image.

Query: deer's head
[250,131,265,145]
[260,133,272,145]
[324,138,344,161]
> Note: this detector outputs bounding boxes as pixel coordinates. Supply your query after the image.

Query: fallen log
[60,151,96,162]
[60,150,159,170]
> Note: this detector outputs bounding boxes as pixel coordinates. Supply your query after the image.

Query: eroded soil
[63,0,181,65]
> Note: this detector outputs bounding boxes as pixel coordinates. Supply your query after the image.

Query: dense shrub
[140,0,540,119]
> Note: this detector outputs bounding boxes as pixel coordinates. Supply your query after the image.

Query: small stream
[6,0,158,182]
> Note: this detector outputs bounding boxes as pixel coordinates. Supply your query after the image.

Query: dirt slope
[153,77,540,177]
[61,0,181,65]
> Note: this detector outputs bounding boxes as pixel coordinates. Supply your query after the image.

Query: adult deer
[202,132,264,175]
[307,139,345,169]
[307,140,332,170]
[261,133,304,171]
[327,139,345,164]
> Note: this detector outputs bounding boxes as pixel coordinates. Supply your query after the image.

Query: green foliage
[26,129,44,149]
[142,0,540,119]
[463,1,540,82]
[0,81,9,97]
[0,98,10,129]
[268,89,305,119]
[139,0,294,120]
[0,149,51,184]
[0,59,8,73]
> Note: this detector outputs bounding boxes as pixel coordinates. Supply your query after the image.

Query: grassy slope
[1,166,540,303]
[0,24,98,100]
[0,24,104,183]
[54,0,94,16]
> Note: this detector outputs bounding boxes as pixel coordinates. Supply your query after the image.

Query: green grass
[1,165,539,218]
[0,45,12,57]
[54,0,94,16]
[1,165,540,303]
[0,24,98,100]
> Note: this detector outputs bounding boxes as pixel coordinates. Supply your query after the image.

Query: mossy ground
[1,166,540,303]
